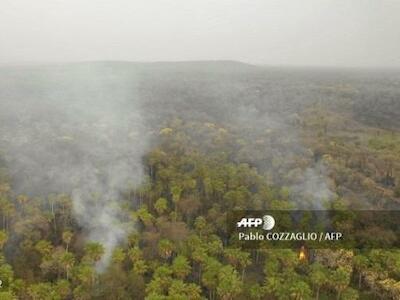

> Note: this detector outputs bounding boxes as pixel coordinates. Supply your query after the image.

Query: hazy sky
[1,0,400,67]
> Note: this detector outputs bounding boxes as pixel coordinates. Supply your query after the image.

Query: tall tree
[216,265,243,300]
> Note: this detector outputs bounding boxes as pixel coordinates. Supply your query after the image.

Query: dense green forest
[0,62,399,299]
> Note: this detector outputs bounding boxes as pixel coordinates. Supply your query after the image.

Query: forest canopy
[0,61,399,299]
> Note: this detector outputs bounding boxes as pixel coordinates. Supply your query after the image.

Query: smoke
[290,162,336,209]
[0,63,149,271]
[229,99,336,209]
[137,64,338,209]
[0,62,341,271]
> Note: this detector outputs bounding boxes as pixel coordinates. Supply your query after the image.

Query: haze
[1,0,400,68]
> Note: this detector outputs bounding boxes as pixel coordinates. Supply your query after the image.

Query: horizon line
[0,59,399,71]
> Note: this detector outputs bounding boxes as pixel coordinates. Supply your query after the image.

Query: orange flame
[299,246,307,261]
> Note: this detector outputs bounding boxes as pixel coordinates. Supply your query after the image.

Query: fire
[299,246,307,261]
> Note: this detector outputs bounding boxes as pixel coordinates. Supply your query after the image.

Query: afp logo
[237,215,275,230]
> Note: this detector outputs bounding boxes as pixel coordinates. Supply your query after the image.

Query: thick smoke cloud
[0,63,149,270]
[0,62,340,272]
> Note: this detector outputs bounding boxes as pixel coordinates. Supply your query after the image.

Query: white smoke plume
[230,103,336,209]
[0,63,149,271]
[290,162,336,209]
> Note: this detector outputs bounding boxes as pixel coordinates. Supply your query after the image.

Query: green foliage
[216,265,243,300]
[0,291,16,300]
[84,242,104,264]
[171,255,191,279]
[341,287,359,300]
[28,283,60,300]
[0,261,13,288]
[154,198,168,215]
[0,102,398,299]
[330,266,351,299]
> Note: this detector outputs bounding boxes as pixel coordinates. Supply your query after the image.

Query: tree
[249,283,265,300]
[74,264,95,287]
[183,283,202,300]
[171,255,191,280]
[73,285,92,300]
[133,259,148,275]
[309,263,328,300]
[59,251,75,279]
[127,271,146,299]
[167,280,202,300]
[178,196,201,221]
[146,265,173,296]
[112,247,125,264]
[28,283,60,300]
[158,239,174,260]
[55,280,71,299]
[0,291,16,300]
[10,279,25,299]
[194,216,207,238]
[289,280,312,300]
[202,257,222,300]
[331,267,351,300]
[265,276,288,300]
[134,206,154,227]
[192,245,207,284]
[171,184,183,214]
[223,248,251,281]
[35,240,53,258]
[341,287,359,300]
[154,198,168,215]
[205,235,223,257]
[353,255,369,288]
[0,263,14,290]
[62,231,73,252]
[216,265,242,300]
[84,242,104,264]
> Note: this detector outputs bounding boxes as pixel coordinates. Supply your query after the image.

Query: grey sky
[1,0,399,67]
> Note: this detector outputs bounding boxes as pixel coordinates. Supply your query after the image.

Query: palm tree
[310,263,328,300]
[202,257,221,300]
[353,255,369,289]
[62,231,73,252]
[224,248,251,281]
[331,267,351,300]
[157,239,174,260]
[171,184,183,214]
[60,251,75,279]
[133,259,148,275]
[75,264,95,287]
[154,197,168,216]
[112,247,125,264]
[265,276,284,299]
[289,280,312,300]
[84,242,104,264]
[35,240,53,258]
[192,246,207,284]
[172,255,191,280]
[128,246,143,263]
[216,265,242,300]
[28,283,58,300]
